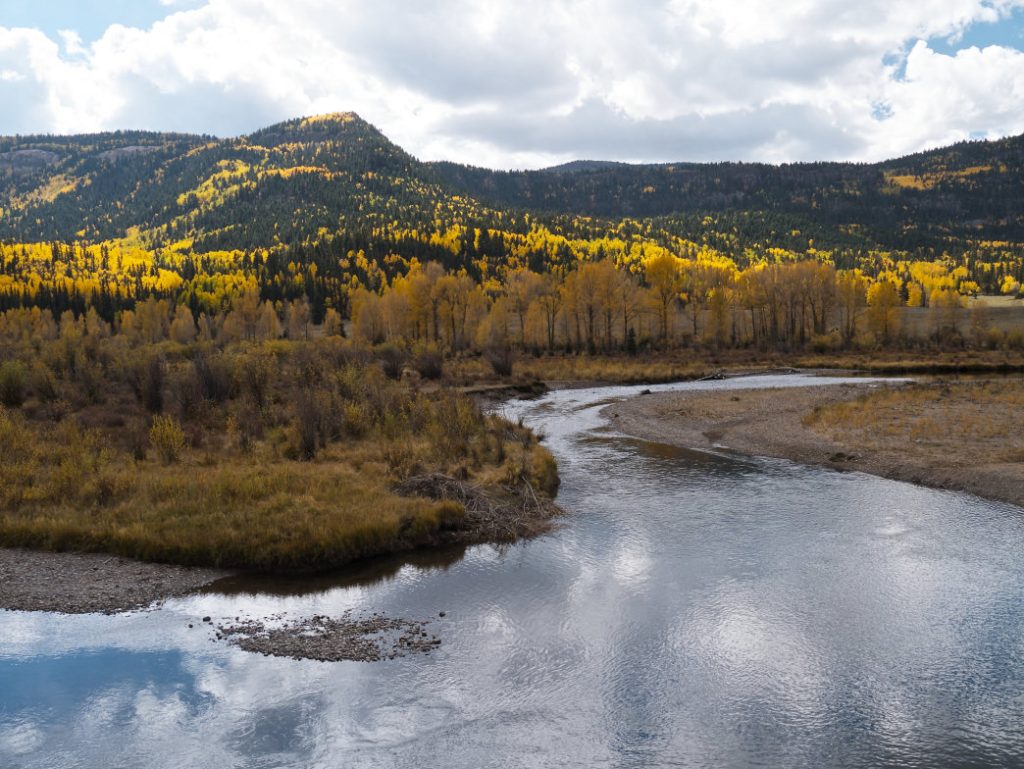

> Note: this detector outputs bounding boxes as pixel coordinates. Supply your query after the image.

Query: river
[3,374,1024,768]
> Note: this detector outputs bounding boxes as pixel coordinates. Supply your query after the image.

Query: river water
[3,374,1024,769]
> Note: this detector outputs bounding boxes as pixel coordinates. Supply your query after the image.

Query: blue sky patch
[1,0,202,43]
[927,7,1024,55]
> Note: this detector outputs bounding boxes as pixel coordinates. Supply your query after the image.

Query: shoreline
[604,380,1024,510]
[0,548,233,615]
[0,479,560,616]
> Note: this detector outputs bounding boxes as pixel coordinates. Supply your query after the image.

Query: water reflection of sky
[4,375,1024,769]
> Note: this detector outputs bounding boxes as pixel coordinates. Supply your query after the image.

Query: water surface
[3,374,1024,768]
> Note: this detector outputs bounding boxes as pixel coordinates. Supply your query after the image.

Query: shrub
[342,401,372,438]
[485,347,514,377]
[30,363,59,403]
[429,394,484,459]
[0,361,28,407]
[129,354,165,413]
[227,402,264,452]
[169,368,203,417]
[239,351,274,411]
[290,391,321,460]
[193,351,236,403]
[74,360,106,404]
[413,346,444,380]
[810,331,841,353]
[150,415,186,465]
[531,446,561,497]
[376,343,406,380]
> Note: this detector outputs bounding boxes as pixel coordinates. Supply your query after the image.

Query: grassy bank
[446,348,1024,387]
[804,379,1024,466]
[0,340,559,572]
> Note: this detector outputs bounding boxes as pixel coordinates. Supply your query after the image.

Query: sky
[1,0,1023,169]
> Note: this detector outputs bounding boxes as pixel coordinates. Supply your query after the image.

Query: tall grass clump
[150,415,186,464]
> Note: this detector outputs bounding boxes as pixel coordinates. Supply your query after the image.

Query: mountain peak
[244,111,382,147]
[296,111,364,127]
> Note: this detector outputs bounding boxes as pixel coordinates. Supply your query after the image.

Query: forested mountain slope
[0,113,470,251]
[2,112,1023,260]
[430,133,1024,254]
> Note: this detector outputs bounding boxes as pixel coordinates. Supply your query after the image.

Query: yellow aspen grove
[644,252,684,344]
[866,280,902,344]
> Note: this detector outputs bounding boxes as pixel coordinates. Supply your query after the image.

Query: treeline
[351,255,1015,356]
[1,252,1014,387]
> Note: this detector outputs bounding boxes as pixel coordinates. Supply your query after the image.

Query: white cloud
[0,0,1023,167]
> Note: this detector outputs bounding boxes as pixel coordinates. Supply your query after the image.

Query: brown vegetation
[805,379,1024,469]
[0,310,560,572]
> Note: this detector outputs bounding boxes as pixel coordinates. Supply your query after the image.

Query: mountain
[430,136,1024,252]
[0,113,457,251]
[1,112,1023,266]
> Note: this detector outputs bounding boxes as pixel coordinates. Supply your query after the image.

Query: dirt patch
[0,548,231,614]
[605,380,1024,509]
[214,611,443,662]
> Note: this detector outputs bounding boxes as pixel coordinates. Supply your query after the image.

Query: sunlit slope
[0,113,477,250]
[1,112,1023,261]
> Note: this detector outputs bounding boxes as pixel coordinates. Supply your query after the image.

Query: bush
[810,331,841,353]
[290,391,321,460]
[341,401,372,438]
[129,354,165,413]
[150,415,186,465]
[0,361,28,407]
[531,446,561,497]
[28,363,59,403]
[413,346,444,380]
[485,347,514,377]
[239,351,274,412]
[193,351,236,403]
[376,343,406,380]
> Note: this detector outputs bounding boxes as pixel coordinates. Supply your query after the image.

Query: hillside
[2,113,1023,263]
[0,113,477,251]
[431,134,1024,253]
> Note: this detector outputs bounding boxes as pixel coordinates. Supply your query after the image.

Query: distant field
[969,295,1024,309]
[903,295,1024,336]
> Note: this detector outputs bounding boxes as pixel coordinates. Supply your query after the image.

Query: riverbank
[0,467,560,615]
[447,348,1024,388]
[0,548,231,614]
[605,378,1024,509]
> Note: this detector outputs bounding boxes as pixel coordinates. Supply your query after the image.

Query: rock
[439,611,446,617]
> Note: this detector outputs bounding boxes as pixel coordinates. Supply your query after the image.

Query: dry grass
[0,340,561,571]
[793,350,1024,375]
[804,379,1024,464]
[446,349,1024,387]
[0,405,559,571]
